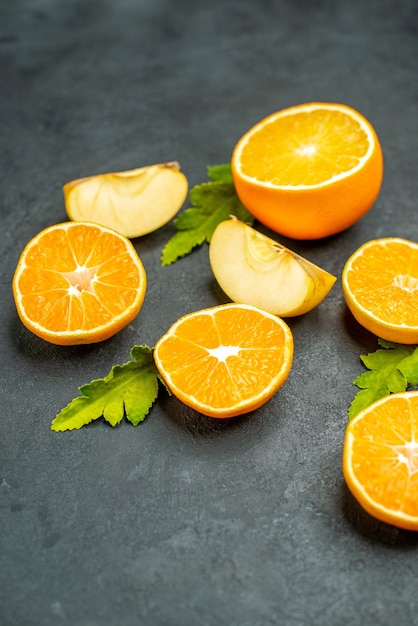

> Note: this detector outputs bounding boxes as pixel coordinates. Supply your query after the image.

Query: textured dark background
[1,1,418,625]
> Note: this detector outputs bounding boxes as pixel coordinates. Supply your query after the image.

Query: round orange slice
[153,303,294,418]
[231,102,383,240]
[342,237,418,344]
[343,391,418,531]
[12,221,147,345]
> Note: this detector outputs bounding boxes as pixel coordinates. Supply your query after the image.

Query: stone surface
[1,1,418,625]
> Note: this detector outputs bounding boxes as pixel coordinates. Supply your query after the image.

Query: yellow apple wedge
[64,162,188,238]
[209,218,336,317]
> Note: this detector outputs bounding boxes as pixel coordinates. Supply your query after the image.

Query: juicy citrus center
[238,108,371,187]
[392,274,418,292]
[207,345,242,361]
[63,265,99,294]
[394,440,418,473]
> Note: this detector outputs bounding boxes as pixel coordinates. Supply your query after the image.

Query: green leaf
[161,164,254,265]
[397,347,418,386]
[348,339,418,420]
[348,387,389,421]
[51,346,159,431]
[207,163,234,183]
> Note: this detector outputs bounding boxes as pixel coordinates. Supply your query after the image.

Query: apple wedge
[209,218,336,317]
[64,162,188,238]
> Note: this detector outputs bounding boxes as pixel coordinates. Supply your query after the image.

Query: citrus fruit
[154,303,294,418]
[12,221,146,345]
[231,102,383,240]
[209,218,336,316]
[343,391,418,531]
[64,162,188,238]
[342,237,418,344]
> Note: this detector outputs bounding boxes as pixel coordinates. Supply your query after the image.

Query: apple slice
[209,218,336,316]
[64,162,188,238]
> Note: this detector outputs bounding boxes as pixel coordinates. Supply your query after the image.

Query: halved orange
[231,102,383,240]
[342,238,418,344]
[153,303,293,418]
[343,391,418,531]
[12,221,146,345]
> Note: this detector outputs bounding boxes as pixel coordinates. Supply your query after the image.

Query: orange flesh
[346,394,418,520]
[16,224,141,332]
[155,306,291,411]
[239,109,370,186]
[345,240,418,326]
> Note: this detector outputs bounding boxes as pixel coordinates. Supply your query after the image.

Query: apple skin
[209,218,336,317]
[64,162,188,238]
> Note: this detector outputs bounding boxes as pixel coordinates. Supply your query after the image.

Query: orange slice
[64,162,188,238]
[342,237,418,344]
[153,303,293,418]
[12,221,146,345]
[343,391,418,531]
[231,102,383,240]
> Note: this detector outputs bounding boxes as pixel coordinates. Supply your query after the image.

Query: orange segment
[153,303,293,418]
[342,238,418,344]
[231,102,383,240]
[12,222,147,345]
[343,391,418,530]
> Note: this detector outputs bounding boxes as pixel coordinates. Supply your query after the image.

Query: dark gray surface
[1,1,418,625]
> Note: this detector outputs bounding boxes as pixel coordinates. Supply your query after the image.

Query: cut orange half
[342,238,418,344]
[343,391,418,531]
[231,102,383,240]
[154,303,294,418]
[12,221,147,345]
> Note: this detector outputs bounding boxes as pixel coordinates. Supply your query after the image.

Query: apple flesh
[64,162,188,238]
[209,218,336,317]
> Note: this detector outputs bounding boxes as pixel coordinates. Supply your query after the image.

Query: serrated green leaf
[348,387,389,421]
[397,347,418,386]
[352,369,384,391]
[51,345,159,431]
[349,340,418,420]
[386,368,408,393]
[161,165,253,265]
[207,163,234,183]
[160,228,208,265]
[377,338,400,349]
[360,345,411,371]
